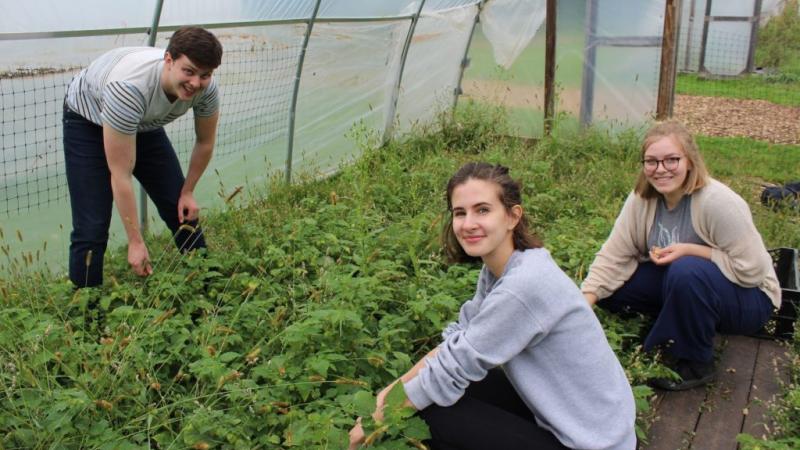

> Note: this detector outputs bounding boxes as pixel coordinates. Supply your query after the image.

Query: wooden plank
[742,339,791,440]
[642,388,707,450]
[543,0,556,136]
[691,335,758,450]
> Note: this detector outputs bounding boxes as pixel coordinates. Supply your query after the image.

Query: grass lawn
[676,72,800,107]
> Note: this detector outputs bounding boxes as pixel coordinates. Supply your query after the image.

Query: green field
[676,72,800,107]
[1,105,799,448]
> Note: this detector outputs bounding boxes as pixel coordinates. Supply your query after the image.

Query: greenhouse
[1,0,799,449]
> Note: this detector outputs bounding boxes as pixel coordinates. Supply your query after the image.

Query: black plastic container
[755,248,800,340]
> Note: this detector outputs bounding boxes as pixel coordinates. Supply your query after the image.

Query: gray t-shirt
[647,195,708,250]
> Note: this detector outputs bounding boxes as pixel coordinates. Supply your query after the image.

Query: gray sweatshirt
[403,248,636,450]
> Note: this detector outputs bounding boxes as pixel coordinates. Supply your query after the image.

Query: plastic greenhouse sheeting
[1,0,670,271]
[481,0,547,69]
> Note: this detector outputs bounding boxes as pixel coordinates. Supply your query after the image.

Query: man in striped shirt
[63,26,223,287]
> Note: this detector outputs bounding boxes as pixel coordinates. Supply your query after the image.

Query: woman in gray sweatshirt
[350,162,636,450]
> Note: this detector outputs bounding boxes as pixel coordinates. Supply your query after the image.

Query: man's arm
[103,124,152,276]
[178,111,219,223]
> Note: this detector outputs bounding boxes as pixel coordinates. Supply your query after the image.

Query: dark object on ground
[761,181,800,210]
[752,248,800,340]
[651,359,717,391]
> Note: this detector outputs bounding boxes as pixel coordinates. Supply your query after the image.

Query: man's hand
[128,240,153,277]
[178,190,199,223]
[584,292,598,306]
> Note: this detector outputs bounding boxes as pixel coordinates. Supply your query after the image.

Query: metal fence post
[579,0,598,128]
[382,0,427,144]
[682,0,697,70]
[697,0,713,73]
[747,0,763,73]
[452,1,484,112]
[285,0,322,184]
[140,0,165,233]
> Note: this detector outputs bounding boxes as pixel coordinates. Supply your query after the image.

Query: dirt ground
[462,79,800,145]
[674,94,800,145]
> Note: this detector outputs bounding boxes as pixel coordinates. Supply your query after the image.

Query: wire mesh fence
[676,25,800,108]
[0,29,304,218]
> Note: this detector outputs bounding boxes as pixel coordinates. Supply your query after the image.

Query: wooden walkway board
[641,336,790,450]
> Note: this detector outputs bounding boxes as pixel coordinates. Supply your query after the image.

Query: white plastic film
[591,46,660,124]
[394,5,478,132]
[292,22,402,176]
[677,0,708,72]
[318,0,420,17]
[480,0,547,69]
[710,0,757,16]
[703,21,753,75]
[159,0,317,25]
[1,0,158,33]
[596,0,665,38]
[582,0,664,127]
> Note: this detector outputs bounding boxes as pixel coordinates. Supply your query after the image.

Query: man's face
[162,52,214,101]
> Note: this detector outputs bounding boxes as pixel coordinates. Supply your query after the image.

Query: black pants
[62,106,205,287]
[418,369,569,450]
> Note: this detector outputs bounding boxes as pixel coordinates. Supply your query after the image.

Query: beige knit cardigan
[581,178,781,309]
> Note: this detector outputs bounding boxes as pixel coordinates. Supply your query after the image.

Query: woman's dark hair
[442,162,542,263]
[166,26,223,69]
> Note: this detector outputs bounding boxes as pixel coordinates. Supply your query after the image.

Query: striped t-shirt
[66,47,219,134]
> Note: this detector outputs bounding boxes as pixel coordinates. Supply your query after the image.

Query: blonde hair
[634,120,709,198]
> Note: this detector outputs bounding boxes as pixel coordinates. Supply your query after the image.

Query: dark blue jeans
[599,256,774,363]
[62,106,205,287]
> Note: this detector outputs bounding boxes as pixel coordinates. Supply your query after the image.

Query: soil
[674,94,800,145]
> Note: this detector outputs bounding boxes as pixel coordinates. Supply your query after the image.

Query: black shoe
[650,359,716,391]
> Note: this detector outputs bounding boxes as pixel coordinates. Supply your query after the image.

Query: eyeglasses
[642,156,681,173]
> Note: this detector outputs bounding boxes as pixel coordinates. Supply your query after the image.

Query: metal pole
[285,0,322,184]
[579,0,598,128]
[697,0,713,73]
[746,0,763,73]
[453,1,484,112]
[382,0,428,144]
[141,0,165,232]
[683,0,697,70]
[657,0,681,119]
[544,0,557,135]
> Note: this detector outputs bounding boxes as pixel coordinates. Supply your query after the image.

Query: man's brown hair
[166,26,223,69]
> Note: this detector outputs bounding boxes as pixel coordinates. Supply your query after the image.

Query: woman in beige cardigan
[581,120,780,391]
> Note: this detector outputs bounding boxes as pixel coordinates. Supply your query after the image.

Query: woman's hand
[349,417,365,450]
[348,381,397,450]
[373,382,397,422]
[650,243,712,265]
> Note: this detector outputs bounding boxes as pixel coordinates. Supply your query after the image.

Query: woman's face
[450,179,519,263]
[643,136,691,202]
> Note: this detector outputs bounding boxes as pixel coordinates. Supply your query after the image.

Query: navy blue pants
[600,256,774,363]
[419,369,569,450]
[62,106,205,287]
